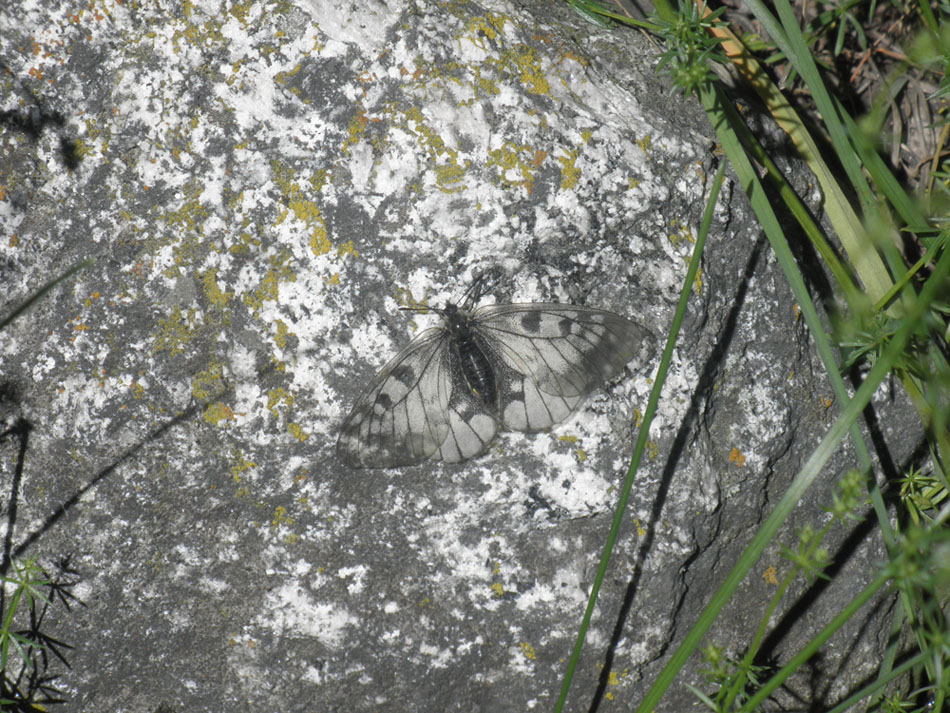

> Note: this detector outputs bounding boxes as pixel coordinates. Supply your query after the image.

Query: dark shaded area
[0,63,81,170]
[0,417,31,574]
[0,419,71,709]
[0,400,200,710]
[13,402,200,559]
[587,235,768,713]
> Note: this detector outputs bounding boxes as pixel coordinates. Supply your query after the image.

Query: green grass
[0,259,90,706]
[557,0,950,710]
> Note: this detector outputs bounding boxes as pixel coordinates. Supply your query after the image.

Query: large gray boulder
[0,0,913,710]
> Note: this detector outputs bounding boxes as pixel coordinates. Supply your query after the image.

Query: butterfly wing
[337,327,499,468]
[472,303,652,432]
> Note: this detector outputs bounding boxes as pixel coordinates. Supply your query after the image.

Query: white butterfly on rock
[337,279,653,468]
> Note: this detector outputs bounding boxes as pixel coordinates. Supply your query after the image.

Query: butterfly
[336,279,653,468]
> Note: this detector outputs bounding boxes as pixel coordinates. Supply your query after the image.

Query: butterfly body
[444,304,499,411]
[337,285,653,468]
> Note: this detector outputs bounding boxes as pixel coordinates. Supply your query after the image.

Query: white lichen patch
[254,582,356,649]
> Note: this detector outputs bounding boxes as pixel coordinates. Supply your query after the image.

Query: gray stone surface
[0,0,917,711]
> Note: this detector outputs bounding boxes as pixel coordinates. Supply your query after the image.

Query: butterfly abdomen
[457,335,496,408]
[443,304,497,409]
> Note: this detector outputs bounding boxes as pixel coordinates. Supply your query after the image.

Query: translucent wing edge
[336,328,450,468]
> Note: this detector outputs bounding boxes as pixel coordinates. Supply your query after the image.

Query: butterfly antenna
[399,304,431,314]
[459,269,499,309]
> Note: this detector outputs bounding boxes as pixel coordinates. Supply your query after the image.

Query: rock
[0,0,914,710]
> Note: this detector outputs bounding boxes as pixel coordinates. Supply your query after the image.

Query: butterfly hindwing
[435,366,499,462]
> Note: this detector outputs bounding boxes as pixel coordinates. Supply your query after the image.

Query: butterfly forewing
[337,292,652,468]
[337,329,453,468]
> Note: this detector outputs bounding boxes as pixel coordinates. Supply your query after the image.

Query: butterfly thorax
[442,303,497,410]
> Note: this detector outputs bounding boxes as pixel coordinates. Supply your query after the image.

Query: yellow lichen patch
[435,161,468,193]
[227,0,254,25]
[174,0,226,52]
[228,230,260,256]
[163,182,210,234]
[668,220,695,246]
[646,440,659,459]
[393,108,472,193]
[729,447,746,467]
[231,451,257,479]
[287,198,329,254]
[337,240,358,258]
[269,160,337,260]
[271,160,298,198]
[557,149,580,190]
[462,12,508,47]
[273,319,291,348]
[267,387,294,417]
[192,360,227,401]
[490,582,505,597]
[274,61,303,86]
[72,137,97,160]
[604,668,629,701]
[471,66,501,98]
[505,44,550,95]
[288,422,308,442]
[310,169,329,192]
[243,248,296,314]
[693,265,704,294]
[83,291,101,309]
[342,106,370,155]
[487,140,541,191]
[201,268,231,308]
[576,448,587,462]
[637,135,652,153]
[310,226,332,255]
[271,505,294,530]
[203,401,237,425]
[632,407,644,427]
[519,642,536,660]
[558,434,578,443]
[395,285,430,312]
[633,518,646,537]
[763,564,779,585]
[152,306,199,356]
[130,380,146,399]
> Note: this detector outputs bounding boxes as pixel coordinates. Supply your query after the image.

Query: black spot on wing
[390,363,416,386]
[519,310,542,333]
